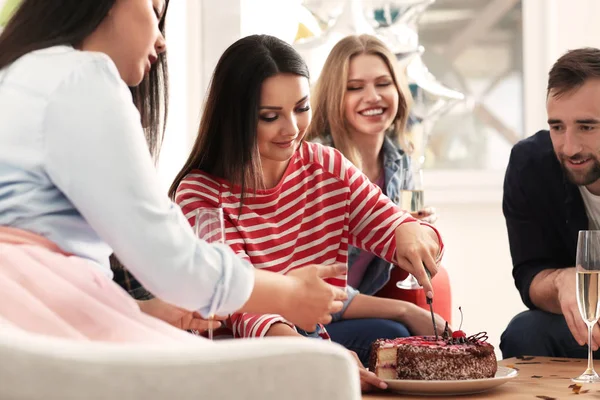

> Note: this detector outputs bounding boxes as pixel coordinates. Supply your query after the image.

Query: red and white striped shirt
[176,142,443,338]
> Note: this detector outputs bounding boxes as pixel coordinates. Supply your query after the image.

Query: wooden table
[363,356,600,399]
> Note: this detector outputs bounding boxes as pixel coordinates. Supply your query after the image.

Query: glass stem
[588,323,595,374]
[208,315,214,341]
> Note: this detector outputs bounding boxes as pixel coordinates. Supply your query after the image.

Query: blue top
[0,46,254,316]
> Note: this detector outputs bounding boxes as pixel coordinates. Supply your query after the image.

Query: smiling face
[257,73,312,170]
[86,0,167,86]
[343,53,399,140]
[547,78,600,189]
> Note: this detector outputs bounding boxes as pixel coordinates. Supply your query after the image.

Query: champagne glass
[573,230,600,383]
[396,165,426,290]
[194,207,225,340]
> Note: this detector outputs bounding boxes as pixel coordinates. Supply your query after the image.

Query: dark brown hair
[0,1,170,274]
[0,0,170,160]
[168,34,309,200]
[548,47,600,98]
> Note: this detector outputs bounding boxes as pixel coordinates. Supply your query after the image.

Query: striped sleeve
[312,145,421,264]
[229,312,296,338]
[175,172,295,337]
[332,149,444,264]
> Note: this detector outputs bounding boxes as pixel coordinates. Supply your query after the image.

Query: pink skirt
[0,226,205,344]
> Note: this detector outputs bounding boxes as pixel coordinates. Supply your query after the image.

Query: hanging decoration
[294,0,464,166]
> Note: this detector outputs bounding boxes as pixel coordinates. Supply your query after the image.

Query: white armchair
[0,322,361,400]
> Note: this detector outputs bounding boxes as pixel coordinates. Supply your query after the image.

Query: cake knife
[424,267,438,341]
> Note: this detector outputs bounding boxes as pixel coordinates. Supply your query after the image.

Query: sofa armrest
[0,323,360,400]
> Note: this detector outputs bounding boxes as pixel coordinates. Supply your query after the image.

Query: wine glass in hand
[396,166,426,290]
[573,230,600,383]
[194,207,226,340]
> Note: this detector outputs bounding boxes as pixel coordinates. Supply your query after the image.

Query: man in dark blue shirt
[501,48,600,358]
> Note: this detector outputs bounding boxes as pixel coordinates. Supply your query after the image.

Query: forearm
[341,294,409,321]
[264,322,303,337]
[238,269,294,315]
[529,267,573,314]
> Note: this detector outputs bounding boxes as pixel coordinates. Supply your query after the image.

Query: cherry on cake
[369,331,497,381]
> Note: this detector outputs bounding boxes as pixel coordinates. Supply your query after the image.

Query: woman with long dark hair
[172,34,444,391]
[0,0,345,342]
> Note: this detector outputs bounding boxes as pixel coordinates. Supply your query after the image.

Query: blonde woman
[308,34,452,346]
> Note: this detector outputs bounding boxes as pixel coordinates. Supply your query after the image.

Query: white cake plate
[383,365,518,396]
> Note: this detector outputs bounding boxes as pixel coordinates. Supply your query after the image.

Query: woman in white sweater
[0,0,346,342]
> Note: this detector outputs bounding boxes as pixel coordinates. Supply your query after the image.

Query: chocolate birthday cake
[369,327,497,381]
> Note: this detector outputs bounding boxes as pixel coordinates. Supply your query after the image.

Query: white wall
[428,0,600,357]
[157,0,189,191]
[158,0,245,191]
[523,0,600,138]
[428,185,525,359]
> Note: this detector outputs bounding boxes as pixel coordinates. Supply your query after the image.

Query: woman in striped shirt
[170,35,444,391]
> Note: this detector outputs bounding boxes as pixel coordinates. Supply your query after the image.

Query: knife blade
[424,268,438,341]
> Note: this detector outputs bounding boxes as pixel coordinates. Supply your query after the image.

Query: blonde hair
[308,34,411,169]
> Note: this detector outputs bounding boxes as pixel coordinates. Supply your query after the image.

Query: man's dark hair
[548,47,600,98]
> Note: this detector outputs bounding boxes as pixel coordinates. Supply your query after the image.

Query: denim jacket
[323,136,412,321]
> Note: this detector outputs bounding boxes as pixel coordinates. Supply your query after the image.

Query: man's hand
[556,268,600,349]
[137,298,224,332]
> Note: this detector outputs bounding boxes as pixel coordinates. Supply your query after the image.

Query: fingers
[565,307,588,346]
[593,323,600,351]
[318,298,344,325]
[422,250,438,278]
[297,322,318,332]
[188,318,222,332]
[332,286,348,302]
[329,300,344,315]
[403,253,434,297]
[318,314,333,326]
[411,207,434,217]
[316,263,348,279]
[359,369,388,392]
[348,351,387,392]
[410,207,437,222]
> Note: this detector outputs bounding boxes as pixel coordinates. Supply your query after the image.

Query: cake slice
[368,339,399,379]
